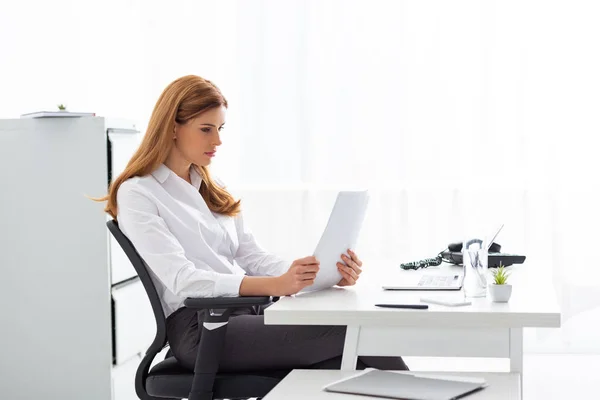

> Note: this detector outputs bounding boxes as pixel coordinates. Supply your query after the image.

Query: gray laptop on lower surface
[324,369,487,400]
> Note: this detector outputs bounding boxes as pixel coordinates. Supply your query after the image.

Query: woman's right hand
[275,256,320,296]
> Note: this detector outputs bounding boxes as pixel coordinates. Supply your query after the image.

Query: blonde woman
[97,75,408,372]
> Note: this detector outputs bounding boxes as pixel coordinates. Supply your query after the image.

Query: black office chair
[107,220,290,400]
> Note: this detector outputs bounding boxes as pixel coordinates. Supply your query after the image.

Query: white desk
[263,370,521,400]
[264,261,560,386]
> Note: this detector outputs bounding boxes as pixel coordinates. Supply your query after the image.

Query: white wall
[2,0,600,354]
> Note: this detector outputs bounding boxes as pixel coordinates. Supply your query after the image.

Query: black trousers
[166,306,409,372]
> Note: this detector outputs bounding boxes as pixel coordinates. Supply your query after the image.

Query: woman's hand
[275,256,320,296]
[239,256,319,297]
[337,249,363,287]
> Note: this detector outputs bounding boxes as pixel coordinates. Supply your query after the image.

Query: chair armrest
[184,296,272,400]
[184,296,272,310]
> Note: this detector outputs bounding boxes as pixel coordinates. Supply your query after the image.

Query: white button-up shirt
[117,164,289,317]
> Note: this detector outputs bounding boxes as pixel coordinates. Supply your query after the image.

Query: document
[302,190,370,293]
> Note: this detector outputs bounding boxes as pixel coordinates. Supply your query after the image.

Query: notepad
[323,369,487,400]
[302,190,369,293]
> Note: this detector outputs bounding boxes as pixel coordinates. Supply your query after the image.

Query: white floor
[403,354,600,399]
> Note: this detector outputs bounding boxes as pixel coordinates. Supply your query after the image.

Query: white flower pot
[488,283,512,302]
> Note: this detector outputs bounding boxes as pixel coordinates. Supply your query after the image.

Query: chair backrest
[106,219,167,399]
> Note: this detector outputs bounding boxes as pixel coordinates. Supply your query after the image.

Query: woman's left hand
[337,249,363,286]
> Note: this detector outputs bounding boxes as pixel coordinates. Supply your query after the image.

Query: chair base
[146,357,288,400]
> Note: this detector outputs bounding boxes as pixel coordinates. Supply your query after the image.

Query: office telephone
[400,240,526,270]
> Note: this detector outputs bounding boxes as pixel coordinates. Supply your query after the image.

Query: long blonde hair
[95,75,241,219]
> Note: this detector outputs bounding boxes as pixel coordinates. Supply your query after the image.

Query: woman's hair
[95,75,241,219]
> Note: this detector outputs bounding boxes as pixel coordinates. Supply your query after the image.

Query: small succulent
[490,263,510,285]
[57,104,67,110]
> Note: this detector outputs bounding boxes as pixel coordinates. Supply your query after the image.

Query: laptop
[324,369,487,400]
[382,272,464,291]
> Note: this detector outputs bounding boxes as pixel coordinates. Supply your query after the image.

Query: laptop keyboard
[418,275,459,287]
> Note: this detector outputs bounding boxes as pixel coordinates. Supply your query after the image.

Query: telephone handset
[400,240,525,270]
[448,240,502,253]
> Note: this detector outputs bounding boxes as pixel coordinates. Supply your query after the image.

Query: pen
[374,304,429,310]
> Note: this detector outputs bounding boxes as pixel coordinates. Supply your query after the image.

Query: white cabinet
[0,116,155,400]
[109,231,139,285]
[107,123,142,285]
[103,120,157,396]
[112,355,141,400]
[112,279,156,365]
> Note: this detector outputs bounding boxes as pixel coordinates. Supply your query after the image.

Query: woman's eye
[201,127,211,133]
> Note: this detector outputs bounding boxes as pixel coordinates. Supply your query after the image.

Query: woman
[98,75,408,372]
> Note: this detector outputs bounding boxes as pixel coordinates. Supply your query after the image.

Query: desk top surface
[263,370,521,400]
[265,260,560,328]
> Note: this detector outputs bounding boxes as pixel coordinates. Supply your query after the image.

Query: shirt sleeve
[233,209,290,277]
[116,181,243,298]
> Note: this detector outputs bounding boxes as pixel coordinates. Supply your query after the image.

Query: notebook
[323,369,487,400]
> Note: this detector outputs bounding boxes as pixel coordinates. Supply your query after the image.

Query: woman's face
[174,105,226,167]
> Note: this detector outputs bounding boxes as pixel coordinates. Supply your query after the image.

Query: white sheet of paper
[302,190,370,293]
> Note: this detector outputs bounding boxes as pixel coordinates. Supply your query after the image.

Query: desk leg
[341,326,361,370]
[509,328,523,398]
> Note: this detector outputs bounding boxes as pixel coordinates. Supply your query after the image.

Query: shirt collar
[151,163,203,190]
[190,165,203,190]
[151,164,171,183]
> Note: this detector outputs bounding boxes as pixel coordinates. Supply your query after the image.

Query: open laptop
[382,225,504,291]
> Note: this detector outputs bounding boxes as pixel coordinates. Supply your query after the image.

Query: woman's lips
[205,151,216,157]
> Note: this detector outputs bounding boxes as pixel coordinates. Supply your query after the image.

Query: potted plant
[488,264,512,302]
[57,104,67,111]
